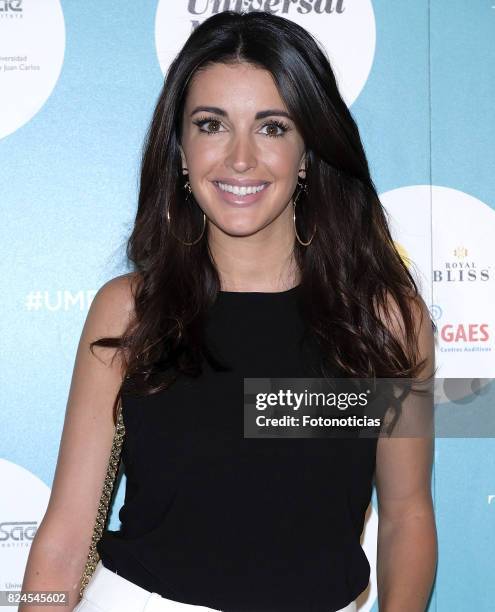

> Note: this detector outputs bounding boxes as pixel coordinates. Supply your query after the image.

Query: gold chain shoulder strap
[78,397,126,598]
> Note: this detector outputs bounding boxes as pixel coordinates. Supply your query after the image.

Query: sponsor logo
[434,246,490,283]
[0,0,23,17]
[0,521,37,545]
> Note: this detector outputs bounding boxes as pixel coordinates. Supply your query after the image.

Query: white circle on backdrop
[0,459,50,608]
[0,0,66,140]
[155,2,375,107]
[430,185,494,378]
[379,184,494,396]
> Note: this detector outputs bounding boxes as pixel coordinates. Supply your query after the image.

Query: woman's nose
[224,134,257,172]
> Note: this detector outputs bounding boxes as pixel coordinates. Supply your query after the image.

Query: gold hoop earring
[166,179,206,246]
[293,179,316,246]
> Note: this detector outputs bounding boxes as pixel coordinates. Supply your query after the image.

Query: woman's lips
[212,181,270,207]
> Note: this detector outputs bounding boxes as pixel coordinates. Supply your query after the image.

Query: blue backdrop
[1,2,494,610]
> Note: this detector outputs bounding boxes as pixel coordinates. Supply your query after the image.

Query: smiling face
[179,62,306,240]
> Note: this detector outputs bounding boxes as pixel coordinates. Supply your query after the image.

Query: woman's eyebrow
[189,106,293,121]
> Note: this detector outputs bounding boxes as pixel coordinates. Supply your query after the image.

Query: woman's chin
[210,219,272,239]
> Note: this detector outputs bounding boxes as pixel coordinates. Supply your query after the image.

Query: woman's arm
[375,294,438,611]
[19,273,137,612]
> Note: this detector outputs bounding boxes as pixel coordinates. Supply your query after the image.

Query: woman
[21,10,437,612]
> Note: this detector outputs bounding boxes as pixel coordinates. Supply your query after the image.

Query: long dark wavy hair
[91,10,437,426]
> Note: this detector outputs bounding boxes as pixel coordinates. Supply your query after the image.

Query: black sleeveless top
[97,285,377,612]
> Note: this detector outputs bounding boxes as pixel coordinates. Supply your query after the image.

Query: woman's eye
[259,121,289,138]
[193,117,223,135]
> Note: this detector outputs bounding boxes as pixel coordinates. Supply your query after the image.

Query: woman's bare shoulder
[92,272,141,331]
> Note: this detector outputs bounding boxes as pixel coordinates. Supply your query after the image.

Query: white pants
[74,560,357,612]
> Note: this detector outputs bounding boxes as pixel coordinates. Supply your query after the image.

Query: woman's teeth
[216,182,267,196]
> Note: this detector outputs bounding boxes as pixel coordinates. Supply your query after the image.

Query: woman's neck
[206,202,301,292]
